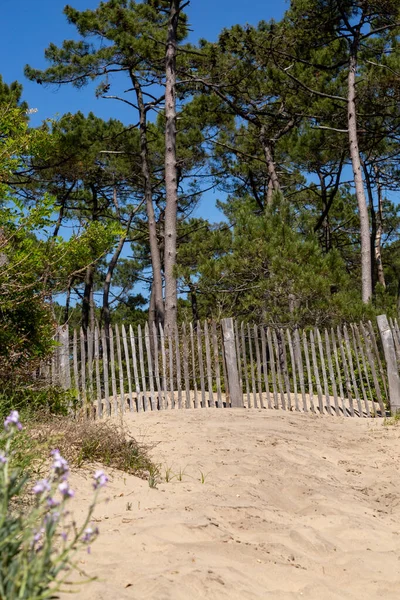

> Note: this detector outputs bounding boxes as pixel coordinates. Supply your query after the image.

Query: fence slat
[101,328,111,416]
[389,317,400,363]
[167,330,175,409]
[254,325,265,409]
[197,322,206,408]
[152,323,162,409]
[316,328,331,416]
[138,324,149,411]
[394,319,400,351]
[310,330,323,414]
[337,327,354,417]
[279,330,292,411]
[234,319,243,394]
[221,318,242,407]
[145,323,156,411]
[240,322,251,408]
[367,320,389,402]
[324,329,339,416]
[174,324,183,410]
[294,329,307,413]
[204,321,215,408]
[377,315,400,415]
[115,324,125,414]
[350,324,370,417]
[247,323,257,408]
[353,324,374,414]
[344,325,363,416]
[287,330,299,412]
[80,328,86,403]
[189,323,199,409]
[331,328,347,416]
[360,322,384,416]
[272,329,286,410]
[302,331,315,413]
[94,327,102,418]
[221,325,230,406]
[159,324,168,411]
[212,322,223,408]
[109,327,118,414]
[267,328,279,409]
[260,327,272,409]
[182,323,191,409]
[87,328,94,400]
[129,325,142,411]
[122,324,133,412]
[73,329,80,403]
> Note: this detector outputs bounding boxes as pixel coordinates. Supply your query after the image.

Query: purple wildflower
[82,525,99,544]
[60,531,68,542]
[93,470,108,490]
[58,480,74,499]
[4,410,22,431]
[51,449,69,477]
[46,497,60,508]
[31,527,45,551]
[32,479,51,496]
[44,511,60,525]
[0,452,7,465]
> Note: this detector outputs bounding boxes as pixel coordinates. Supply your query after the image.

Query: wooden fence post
[221,318,243,408]
[377,314,400,415]
[58,325,71,390]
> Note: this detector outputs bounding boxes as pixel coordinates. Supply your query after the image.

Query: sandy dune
[63,410,400,599]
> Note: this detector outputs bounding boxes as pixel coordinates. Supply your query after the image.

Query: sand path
[64,410,400,599]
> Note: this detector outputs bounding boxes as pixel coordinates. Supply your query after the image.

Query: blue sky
[2,1,287,223]
[2,0,287,124]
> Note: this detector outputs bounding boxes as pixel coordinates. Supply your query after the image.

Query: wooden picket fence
[44,316,399,419]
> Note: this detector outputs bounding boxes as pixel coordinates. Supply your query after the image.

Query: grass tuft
[22,413,155,479]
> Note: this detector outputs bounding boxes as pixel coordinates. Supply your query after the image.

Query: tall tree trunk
[375,167,386,289]
[149,283,156,330]
[164,0,180,335]
[89,287,95,332]
[347,45,372,303]
[132,73,164,327]
[82,264,94,335]
[260,126,281,205]
[362,162,377,292]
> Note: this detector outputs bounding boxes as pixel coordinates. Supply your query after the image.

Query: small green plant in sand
[0,410,108,599]
[383,412,400,426]
[176,467,187,482]
[199,470,211,484]
[164,465,176,483]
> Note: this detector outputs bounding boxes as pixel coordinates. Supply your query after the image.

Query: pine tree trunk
[164,0,180,335]
[347,47,372,303]
[82,264,94,336]
[362,161,377,292]
[132,74,165,327]
[260,126,281,204]
[375,168,386,289]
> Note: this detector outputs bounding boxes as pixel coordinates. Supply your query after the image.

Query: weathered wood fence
[45,314,400,418]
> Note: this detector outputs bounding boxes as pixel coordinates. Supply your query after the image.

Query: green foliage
[178,197,375,327]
